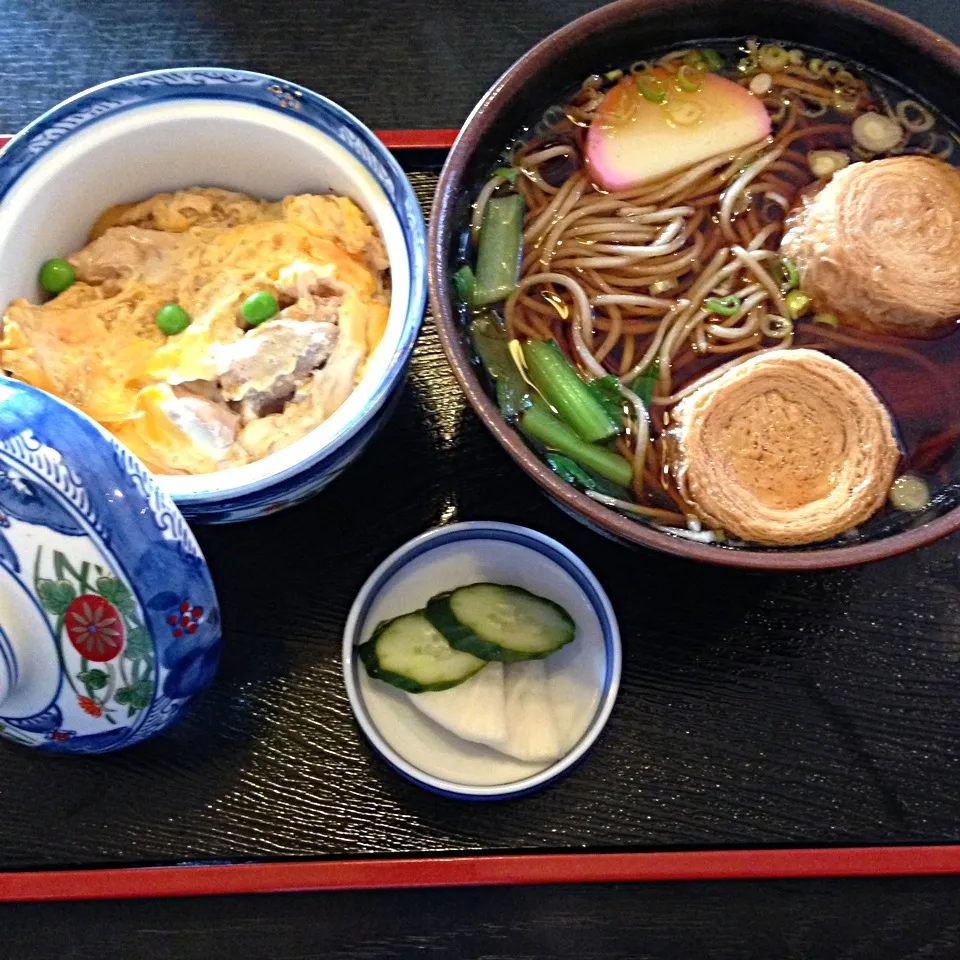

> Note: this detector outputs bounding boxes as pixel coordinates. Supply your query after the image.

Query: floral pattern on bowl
[0,377,220,753]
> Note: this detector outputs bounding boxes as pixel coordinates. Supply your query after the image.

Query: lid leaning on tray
[0,377,221,754]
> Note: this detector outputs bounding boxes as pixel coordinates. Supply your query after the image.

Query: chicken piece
[110,383,239,475]
[217,318,339,418]
[274,261,347,328]
[162,388,240,455]
[90,188,268,238]
[69,226,181,284]
[234,294,368,460]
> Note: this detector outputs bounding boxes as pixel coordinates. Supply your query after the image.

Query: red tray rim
[1,846,959,902]
[0,126,956,901]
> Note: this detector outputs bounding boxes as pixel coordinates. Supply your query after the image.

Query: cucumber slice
[426,583,576,662]
[358,611,487,692]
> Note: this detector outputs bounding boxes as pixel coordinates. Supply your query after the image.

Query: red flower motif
[78,696,102,718]
[49,730,72,742]
[64,594,124,662]
[169,599,204,638]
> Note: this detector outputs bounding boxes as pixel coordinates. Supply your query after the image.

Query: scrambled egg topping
[0,188,390,474]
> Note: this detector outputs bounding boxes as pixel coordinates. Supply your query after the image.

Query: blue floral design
[0,513,18,573]
[132,540,219,700]
[0,377,221,754]
[0,466,83,535]
[4,704,62,732]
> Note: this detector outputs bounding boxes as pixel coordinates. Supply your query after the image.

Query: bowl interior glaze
[430,0,960,570]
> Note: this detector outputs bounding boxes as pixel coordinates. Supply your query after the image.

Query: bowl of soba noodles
[429,0,960,569]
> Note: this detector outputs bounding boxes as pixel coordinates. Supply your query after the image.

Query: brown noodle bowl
[474,43,953,523]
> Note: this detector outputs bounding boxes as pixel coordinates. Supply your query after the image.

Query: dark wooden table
[1,0,960,956]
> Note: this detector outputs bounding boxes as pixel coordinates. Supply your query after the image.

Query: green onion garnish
[700,48,723,71]
[675,63,704,92]
[605,69,624,81]
[704,295,742,316]
[785,289,811,318]
[757,45,789,73]
[494,166,518,183]
[814,312,839,328]
[771,257,799,291]
[453,265,475,305]
[636,74,667,103]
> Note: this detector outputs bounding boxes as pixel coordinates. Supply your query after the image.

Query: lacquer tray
[0,132,958,903]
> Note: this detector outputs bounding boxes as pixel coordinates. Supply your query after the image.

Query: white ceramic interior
[343,523,621,799]
[0,98,412,503]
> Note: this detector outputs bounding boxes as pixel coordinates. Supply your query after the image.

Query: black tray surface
[0,0,956,135]
[0,169,959,870]
[2,876,960,960]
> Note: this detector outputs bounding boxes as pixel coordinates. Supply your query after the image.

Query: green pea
[155,303,191,336]
[240,290,279,325]
[39,258,75,294]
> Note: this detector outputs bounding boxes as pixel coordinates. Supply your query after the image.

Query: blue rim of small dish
[342,521,622,800]
[0,67,427,508]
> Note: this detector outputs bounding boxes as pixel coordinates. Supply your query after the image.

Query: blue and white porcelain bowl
[342,522,621,800]
[0,378,220,754]
[0,68,427,523]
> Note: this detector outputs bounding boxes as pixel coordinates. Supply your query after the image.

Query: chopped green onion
[473,193,525,306]
[809,149,850,177]
[852,112,902,153]
[675,64,704,92]
[494,166,518,183]
[833,91,861,115]
[814,312,839,328]
[704,295,742,316]
[807,58,825,76]
[636,74,667,103]
[785,290,810,318]
[453,265,475,305]
[758,45,789,73]
[665,100,705,126]
[788,48,805,66]
[523,339,619,443]
[604,69,624,81]
[520,402,633,488]
[889,474,930,513]
[771,257,799,291]
[762,314,794,339]
[699,48,723,71]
